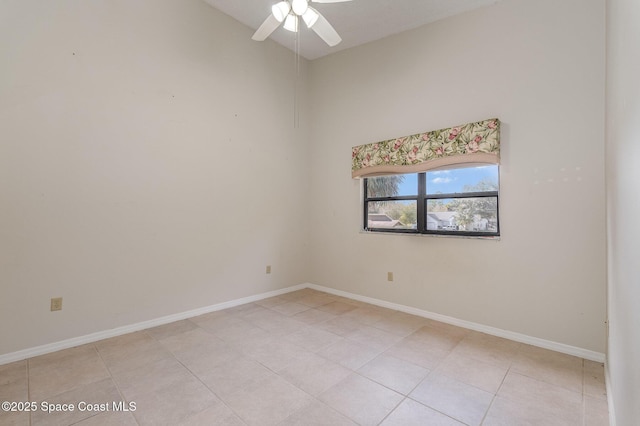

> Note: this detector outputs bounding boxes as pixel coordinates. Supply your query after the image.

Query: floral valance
[351,118,500,178]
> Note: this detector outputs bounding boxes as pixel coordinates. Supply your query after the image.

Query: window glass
[366,173,418,197]
[426,165,499,195]
[363,165,499,237]
[367,200,417,230]
[426,197,498,233]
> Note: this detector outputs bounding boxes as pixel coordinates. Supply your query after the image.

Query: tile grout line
[406,338,481,426]
[93,342,142,426]
[399,368,469,426]
[349,334,475,425]
[148,323,251,426]
[194,294,353,424]
[479,361,513,425]
[225,295,402,425]
[375,395,408,426]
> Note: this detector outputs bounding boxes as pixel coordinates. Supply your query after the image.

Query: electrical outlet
[50,297,63,311]
[266,265,271,274]
[387,272,394,282]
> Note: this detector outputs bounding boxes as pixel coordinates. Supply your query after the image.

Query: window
[363,165,499,237]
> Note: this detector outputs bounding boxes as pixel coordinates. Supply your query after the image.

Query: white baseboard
[0,284,307,366]
[1,282,605,365]
[306,283,606,363]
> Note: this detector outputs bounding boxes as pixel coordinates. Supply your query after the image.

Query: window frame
[363,168,500,237]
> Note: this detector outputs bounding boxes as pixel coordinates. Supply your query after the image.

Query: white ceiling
[203,0,500,60]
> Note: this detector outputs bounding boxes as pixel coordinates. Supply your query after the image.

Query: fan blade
[312,0,352,3]
[252,14,280,41]
[311,11,342,46]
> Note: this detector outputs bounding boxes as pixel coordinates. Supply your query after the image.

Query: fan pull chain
[293,17,300,128]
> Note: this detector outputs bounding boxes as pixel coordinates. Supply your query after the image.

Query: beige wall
[308,0,607,352]
[0,0,310,355]
[606,0,640,423]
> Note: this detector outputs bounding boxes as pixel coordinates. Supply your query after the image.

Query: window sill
[359,229,501,241]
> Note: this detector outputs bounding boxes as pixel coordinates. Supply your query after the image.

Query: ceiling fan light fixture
[253,0,350,46]
[283,13,298,32]
[271,1,291,22]
[302,7,319,28]
[291,0,309,16]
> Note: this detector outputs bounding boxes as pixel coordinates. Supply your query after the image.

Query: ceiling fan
[252,0,352,47]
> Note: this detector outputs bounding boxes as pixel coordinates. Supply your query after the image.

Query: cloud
[430,170,451,175]
[431,177,453,184]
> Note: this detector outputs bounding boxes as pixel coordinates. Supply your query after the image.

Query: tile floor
[0,288,609,426]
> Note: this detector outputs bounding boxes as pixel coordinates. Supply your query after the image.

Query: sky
[396,165,499,195]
